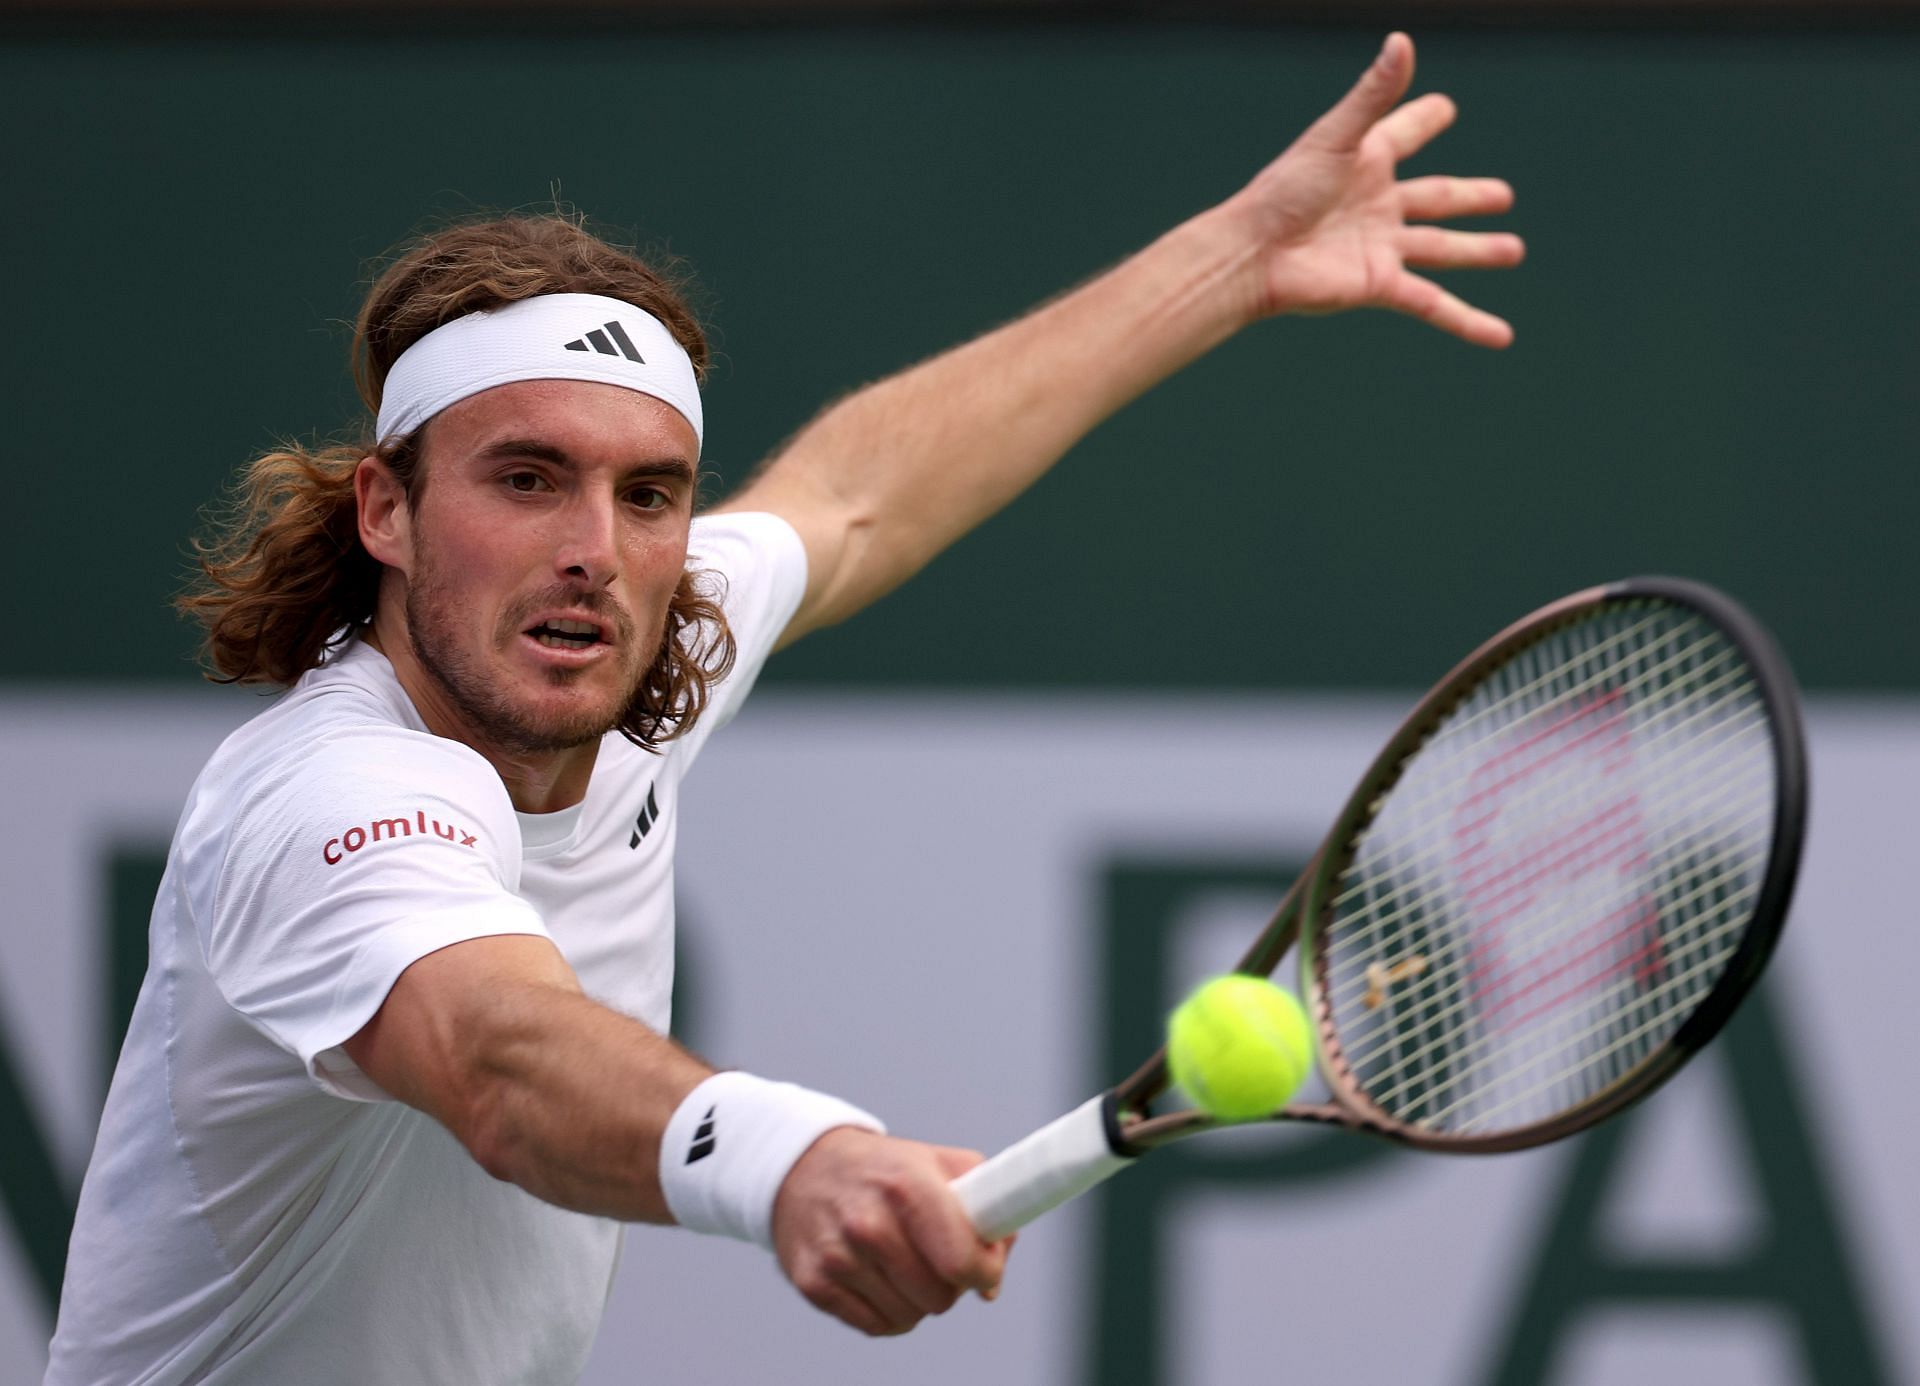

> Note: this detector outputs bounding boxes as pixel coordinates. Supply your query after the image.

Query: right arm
[343,933,706,1221]
[343,935,1009,1333]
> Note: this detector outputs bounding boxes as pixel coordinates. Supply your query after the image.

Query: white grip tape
[951,1095,1135,1241]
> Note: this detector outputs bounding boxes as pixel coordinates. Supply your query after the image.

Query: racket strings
[1397,611,1670,767]
[1336,803,1768,1088]
[1317,601,1775,1138]
[1324,705,1769,1018]
[1336,660,1766,1121]
[1326,691,1769,948]
[1409,641,1759,847]
[1354,843,1762,1119]
[1363,619,1751,836]
[1424,925,1749,1131]
[1340,826,1762,1121]
[1347,691,1763,1127]
[1325,674,1768,1008]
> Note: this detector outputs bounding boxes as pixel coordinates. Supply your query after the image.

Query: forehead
[422,378,700,465]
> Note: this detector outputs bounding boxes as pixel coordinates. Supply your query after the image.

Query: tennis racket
[953,576,1806,1240]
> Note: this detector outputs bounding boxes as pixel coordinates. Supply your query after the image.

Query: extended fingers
[1400,175,1514,222]
[1397,225,1526,271]
[1382,271,1515,349]
[1374,91,1457,162]
[1307,32,1416,155]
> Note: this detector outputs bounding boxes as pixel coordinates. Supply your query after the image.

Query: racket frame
[1109,577,1806,1157]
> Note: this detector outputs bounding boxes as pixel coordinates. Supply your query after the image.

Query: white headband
[374,293,703,449]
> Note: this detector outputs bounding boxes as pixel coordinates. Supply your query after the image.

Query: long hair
[178,214,736,751]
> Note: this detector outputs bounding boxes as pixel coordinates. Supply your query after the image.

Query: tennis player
[47,34,1519,1384]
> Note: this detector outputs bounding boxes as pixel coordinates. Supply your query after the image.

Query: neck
[364,623,601,816]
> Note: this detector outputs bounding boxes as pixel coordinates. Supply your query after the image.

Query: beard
[404,557,650,757]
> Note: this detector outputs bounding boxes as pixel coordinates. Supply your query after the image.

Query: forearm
[731,204,1265,636]
[729,38,1521,644]
[344,940,713,1223]
[455,980,711,1222]
[349,938,884,1242]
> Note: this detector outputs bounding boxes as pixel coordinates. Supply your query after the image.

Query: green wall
[6,21,1915,690]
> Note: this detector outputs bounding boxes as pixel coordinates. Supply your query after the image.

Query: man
[47,34,1520,1383]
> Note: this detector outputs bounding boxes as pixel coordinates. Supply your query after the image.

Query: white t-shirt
[47,512,808,1386]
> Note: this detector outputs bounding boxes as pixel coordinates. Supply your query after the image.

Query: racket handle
[952,1093,1136,1240]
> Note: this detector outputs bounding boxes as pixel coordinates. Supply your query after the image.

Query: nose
[554,488,621,588]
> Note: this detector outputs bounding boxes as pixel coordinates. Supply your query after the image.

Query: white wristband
[659,1071,886,1250]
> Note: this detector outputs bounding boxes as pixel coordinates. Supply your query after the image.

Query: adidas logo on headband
[376,294,700,446]
[563,320,646,364]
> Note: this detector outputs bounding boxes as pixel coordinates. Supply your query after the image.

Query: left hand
[1223,32,1525,347]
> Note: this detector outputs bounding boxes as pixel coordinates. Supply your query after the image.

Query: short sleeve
[203,726,550,1100]
[676,511,808,763]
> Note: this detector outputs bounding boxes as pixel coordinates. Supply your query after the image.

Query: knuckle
[815,1245,858,1282]
[926,1247,971,1283]
[842,1210,890,1252]
[875,1169,919,1214]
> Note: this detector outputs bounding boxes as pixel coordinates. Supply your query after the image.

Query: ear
[355,454,412,573]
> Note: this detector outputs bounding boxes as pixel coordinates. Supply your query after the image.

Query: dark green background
[6,20,1915,690]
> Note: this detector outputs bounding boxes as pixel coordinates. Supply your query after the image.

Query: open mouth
[527,618,607,651]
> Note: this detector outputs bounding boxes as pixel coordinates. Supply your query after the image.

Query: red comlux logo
[323,809,479,866]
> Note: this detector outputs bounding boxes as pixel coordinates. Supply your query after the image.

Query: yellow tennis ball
[1167,975,1314,1122]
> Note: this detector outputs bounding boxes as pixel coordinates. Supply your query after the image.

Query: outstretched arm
[344,935,1010,1336]
[720,33,1522,645]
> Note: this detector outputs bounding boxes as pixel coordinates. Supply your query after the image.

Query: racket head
[1298,577,1805,1153]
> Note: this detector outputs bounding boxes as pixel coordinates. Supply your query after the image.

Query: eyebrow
[475,437,697,482]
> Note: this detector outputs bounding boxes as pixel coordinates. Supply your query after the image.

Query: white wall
[2,692,1911,1385]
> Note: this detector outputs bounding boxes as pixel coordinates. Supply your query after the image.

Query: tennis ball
[1167,975,1314,1122]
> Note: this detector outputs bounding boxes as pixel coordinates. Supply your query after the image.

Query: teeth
[529,617,602,650]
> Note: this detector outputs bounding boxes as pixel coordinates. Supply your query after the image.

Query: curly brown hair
[178,213,737,752]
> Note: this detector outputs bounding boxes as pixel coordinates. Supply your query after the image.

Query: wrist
[1093,204,1270,371]
[1161,200,1275,334]
[658,1071,885,1249]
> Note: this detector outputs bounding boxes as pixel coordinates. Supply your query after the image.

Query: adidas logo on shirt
[629,782,661,849]
[562,320,645,363]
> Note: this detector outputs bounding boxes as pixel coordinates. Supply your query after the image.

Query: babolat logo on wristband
[687,1106,717,1164]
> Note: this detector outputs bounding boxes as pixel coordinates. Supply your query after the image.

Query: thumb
[1306,33,1416,156]
[929,1144,986,1181]
[924,1147,1018,1300]
[900,1155,1001,1291]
